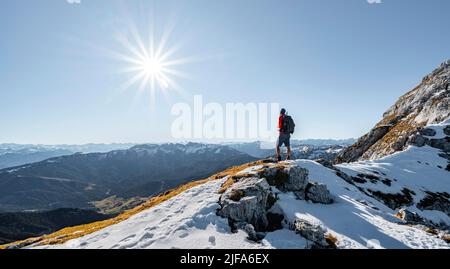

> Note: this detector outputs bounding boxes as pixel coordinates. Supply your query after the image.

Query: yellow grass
[442,234,450,243]
[218,177,236,194]
[325,233,339,247]
[0,159,270,249]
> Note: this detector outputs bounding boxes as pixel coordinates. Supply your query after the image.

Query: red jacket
[278,115,284,132]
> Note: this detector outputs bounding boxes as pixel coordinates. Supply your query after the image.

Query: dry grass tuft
[325,233,338,247]
[442,234,450,243]
[425,227,439,236]
[218,177,236,194]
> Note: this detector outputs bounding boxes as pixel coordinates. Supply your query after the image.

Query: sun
[111,21,194,104]
[142,57,162,76]
[139,55,169,89]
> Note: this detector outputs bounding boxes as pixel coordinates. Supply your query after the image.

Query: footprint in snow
[119,234,136,243]
[209,236,216,246]
[179,232,189,238]
[139,232,154,241]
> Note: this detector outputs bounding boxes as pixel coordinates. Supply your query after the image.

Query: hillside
[0,208,111,245]
[0,143,256,212]
[336,60,450,163]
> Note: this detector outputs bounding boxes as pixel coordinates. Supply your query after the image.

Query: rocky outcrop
[407,127,450,152]
[218,177,274,232]
[217,163,334,240]
[336,60,450,163]
[417,192,450,217]
[335,126,391,163]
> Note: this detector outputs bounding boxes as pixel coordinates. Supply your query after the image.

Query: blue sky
[0,0,449,144]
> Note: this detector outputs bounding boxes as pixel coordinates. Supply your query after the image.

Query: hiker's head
[280,108,286,115]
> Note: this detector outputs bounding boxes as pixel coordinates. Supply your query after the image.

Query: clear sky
[1,0,449,144]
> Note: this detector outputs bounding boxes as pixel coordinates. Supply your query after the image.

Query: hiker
[276,108,295,162]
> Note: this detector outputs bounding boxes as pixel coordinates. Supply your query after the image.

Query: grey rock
[428,137,450,153]
[444,125,450,135]
[407,134,427,147]
[305,182,334,204]
[294,190,306,200]
[218,177,272,231]
[283,166,309,191]
[315,158,334,169]
[292,218,329,247]
[419,128,437,137]
[263,165,309,192]
[391,135,408,151]
[243,223,259,241]
[266,204,285,231]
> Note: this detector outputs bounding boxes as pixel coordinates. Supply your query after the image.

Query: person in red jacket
[276,108,291,162]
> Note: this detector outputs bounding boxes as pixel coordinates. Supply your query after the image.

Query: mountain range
[0,139,355,169]
[0,143,135,169]
[0,143,256,212]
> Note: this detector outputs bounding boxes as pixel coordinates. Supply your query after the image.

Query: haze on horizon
[1,0,450,145]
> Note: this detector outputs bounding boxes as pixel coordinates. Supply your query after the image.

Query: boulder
[419,128,437,137]
[444,125,450,136]
[407,133,426,147]
[315,158,334,169]
[305,182,334,204]
[266,204,285,231]
[283,166,309,191]
[263,165,309,192]
[292,218,331,248]
[218,177,273,231]
[428,137,450,152]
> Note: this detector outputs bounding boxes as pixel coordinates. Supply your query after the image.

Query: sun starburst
[112,19,193,105]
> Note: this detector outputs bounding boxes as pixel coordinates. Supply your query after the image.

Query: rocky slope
[336,60,450,163]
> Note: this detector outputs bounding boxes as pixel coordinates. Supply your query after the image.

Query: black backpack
[282,115,295,134]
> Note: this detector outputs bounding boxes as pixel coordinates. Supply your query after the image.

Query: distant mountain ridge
[0,143,135,169]
[0,143,256,212]
[227,139,355,159]
[0,140,355,170]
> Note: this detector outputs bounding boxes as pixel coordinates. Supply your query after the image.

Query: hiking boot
[286,156,291,161]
